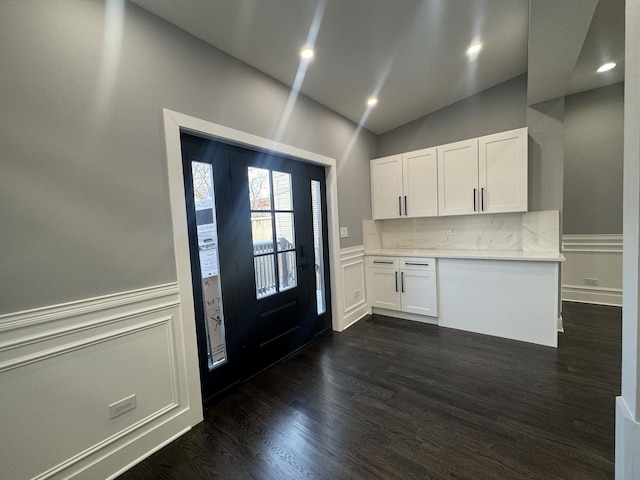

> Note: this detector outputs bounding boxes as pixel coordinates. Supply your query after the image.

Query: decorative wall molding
[562,234,622,307]
[339,246,368,331]
[562,234,623,253]
[0,316,173,373]
[1,284,192,480]
[0,283,179,333]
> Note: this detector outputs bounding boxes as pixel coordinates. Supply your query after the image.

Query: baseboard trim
[371,307,439,325]
[562,284,622,307]
[339,303,369,332]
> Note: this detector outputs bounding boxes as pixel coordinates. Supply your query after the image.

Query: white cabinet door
[403,147,438,218]
[368,266,401,311]
[437,139,479,216]
[366,257,401,311]
[400,270,437,316]
[399,258,438,317]
[371,155,403,219]
[478,127,528,214]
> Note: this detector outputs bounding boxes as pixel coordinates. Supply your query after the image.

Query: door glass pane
[272,171,292,210]
[278,251,297,291]
[275,212,295,251]
[251,212,274,254]
[191,161,228,370]
[248,167,271,210]
[255,254,277,298]
[311,180,326,314]
[248,166,299,299]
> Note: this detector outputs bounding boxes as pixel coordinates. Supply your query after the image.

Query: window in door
[248,167,297,299]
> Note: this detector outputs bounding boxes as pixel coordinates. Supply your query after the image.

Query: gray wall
[563,83,624,234]
[527,98,566,214]
[377,74,527,156]
[0,0,376,314]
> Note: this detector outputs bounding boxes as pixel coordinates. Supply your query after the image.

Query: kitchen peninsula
[363,210,564,347]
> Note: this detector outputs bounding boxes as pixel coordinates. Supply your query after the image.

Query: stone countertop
[365,248,565,262]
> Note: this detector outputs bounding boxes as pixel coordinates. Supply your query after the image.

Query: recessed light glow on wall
[466,42,483,56]
[367,97,378,107]
[300,47,314,60]
[597,62,616,73]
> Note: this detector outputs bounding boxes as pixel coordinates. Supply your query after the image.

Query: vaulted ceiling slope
[129,0,623,135]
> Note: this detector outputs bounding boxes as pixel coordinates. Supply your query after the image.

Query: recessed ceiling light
[300,47,314,60]
[467,42,482,56]
[367,97,378,107]
[597,62,616,73]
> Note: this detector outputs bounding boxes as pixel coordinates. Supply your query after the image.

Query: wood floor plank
[118,302,621,480]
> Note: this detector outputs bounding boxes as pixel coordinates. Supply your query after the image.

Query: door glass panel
[255,254,277,298]
[191,161,227,370]
[278,251,297,291]
[275,212,295,251]
[251,212,274,254]
[311,180,326,314]
[248,167,271,210]
[249,167,297,299]
[273,171,292,210]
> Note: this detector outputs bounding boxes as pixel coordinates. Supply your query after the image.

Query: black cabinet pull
[404,195,408,216]
[395,271,398,292]
[473,188,477,211]
[405,262,429,266]
[481,187,485,211]
[398,196,402,216]
[401,271,405,293]
[373,260,394,265]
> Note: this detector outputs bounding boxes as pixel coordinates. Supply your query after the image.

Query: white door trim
[161,109,343,426]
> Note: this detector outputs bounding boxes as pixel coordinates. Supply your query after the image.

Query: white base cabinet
[366,256,438,317]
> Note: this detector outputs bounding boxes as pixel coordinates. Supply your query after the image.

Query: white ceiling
[129,0,624,135]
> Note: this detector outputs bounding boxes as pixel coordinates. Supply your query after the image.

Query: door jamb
[162,109,343,427]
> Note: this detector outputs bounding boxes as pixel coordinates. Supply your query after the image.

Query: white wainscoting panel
[0,284,196,480]
[339,246,369,331]
[562,234,622,306]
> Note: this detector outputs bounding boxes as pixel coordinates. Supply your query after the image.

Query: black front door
[181,134,331,403]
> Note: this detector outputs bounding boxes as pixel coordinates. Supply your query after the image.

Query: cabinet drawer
[400,257,436,271]
[366,256,399,269]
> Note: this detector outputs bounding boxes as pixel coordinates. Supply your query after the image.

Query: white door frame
[161,109,344,425]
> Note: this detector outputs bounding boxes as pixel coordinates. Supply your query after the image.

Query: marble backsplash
[363,210,559,253]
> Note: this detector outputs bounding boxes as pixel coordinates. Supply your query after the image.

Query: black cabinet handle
[401,271,405,293]
[404,195,408,216]
[405,262,430,266]
[398,196,402,216]
[395,271,398,292]
[481,187,485,211]
[373,260,394,265]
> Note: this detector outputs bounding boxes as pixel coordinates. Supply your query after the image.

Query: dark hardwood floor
[118,302,621,480]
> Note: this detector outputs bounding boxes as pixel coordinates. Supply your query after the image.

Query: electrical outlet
[442,229,452,236]
[109,394,137,419]
[340,227,349,238]
[584,277,598,286]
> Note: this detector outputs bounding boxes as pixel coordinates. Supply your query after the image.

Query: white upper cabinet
[436,138,479,216]
[437,127,528,217]
[403,148,438,218]
[371,154,403,219]
[371,148,438,219]
[478,127,528,214]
